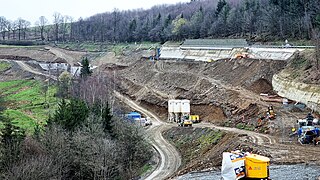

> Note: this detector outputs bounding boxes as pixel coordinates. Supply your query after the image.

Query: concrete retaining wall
[160,47,244,61]
[160,46,302,61]
[272,74,320,111]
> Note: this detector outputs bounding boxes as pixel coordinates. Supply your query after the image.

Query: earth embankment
[109,57,287,122]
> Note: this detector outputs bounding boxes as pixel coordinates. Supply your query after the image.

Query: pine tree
[80,57,92,78]
[0,118,25,170]
[102,103,114,138]
[51,98,89,131]
[216,0,227,16]
[91,101,115,138]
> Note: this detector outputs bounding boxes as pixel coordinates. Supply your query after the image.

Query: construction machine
[295,113,320,145]
[182,119,193,127]
[179,114,193,127]
[234,52,249,59]
[259,106,276,120]
[190,115,200,123]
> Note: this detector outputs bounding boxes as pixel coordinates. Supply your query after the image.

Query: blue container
[127,112,141,120]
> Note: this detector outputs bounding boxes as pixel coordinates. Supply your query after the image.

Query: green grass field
[0,61,12,72]
[0,79,57,133]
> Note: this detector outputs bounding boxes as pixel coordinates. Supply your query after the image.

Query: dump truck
[222,151,270,180]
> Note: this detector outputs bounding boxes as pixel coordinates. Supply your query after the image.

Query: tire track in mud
[194,123,276,145]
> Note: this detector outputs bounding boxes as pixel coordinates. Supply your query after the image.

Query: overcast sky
[3,0,190,24]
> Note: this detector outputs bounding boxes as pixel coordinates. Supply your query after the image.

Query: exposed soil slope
[0,46,87,64]
[106,57,286,123]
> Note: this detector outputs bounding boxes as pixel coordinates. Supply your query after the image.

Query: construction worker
[297,127,303,137]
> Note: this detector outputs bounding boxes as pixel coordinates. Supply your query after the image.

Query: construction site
[0,39,320,179]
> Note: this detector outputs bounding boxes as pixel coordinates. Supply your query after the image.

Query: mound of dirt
[248,78,273,94]
[112,56,286,123]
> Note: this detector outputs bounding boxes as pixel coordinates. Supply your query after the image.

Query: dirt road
[15,61,57,80]
[194,122,320,166]
[194,122,276,145]
[114,91,181,180]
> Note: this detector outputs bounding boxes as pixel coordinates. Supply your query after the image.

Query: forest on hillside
[0,0,320,43]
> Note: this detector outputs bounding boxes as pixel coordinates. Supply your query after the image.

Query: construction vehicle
[179,115,193,127]
[222,151,270,180]
[126,112,152,127]
[266,106,276,120]
[259,106,276,121]
[182,119,193,127]
[295,113,320,145]
[190,115,200,123]
[234,52,249,59]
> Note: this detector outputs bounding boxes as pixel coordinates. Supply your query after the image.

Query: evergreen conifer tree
[52,98,89,131]
[102,103,114,138]
[80,57,92,78]
[0,117,25,170]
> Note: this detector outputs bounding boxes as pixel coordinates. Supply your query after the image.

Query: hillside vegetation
[0,80,56,132]
[0,69,152,179]
[0,0,319,43]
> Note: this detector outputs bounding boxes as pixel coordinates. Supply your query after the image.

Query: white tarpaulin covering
[221,152,246,180]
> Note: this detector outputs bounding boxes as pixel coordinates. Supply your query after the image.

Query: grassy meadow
[0,79,57,133]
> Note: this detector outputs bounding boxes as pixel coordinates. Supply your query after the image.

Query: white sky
[2,0,190,24]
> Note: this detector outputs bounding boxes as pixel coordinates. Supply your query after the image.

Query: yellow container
[190,115,200,122]
[245,154,270,178]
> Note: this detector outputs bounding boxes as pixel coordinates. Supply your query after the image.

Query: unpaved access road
[14,60,320,178]
[15,61,57,80]
[114,91,181,180]
[194,122,320,165]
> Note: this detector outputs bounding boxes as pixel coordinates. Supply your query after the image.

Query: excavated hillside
[0,46,87,64]
[102,53,287,124]
[273,50,320,112]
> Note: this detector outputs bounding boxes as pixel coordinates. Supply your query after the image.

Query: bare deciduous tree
[53,12,63,42]
[37,16,48,41]
[0,16,9,40]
